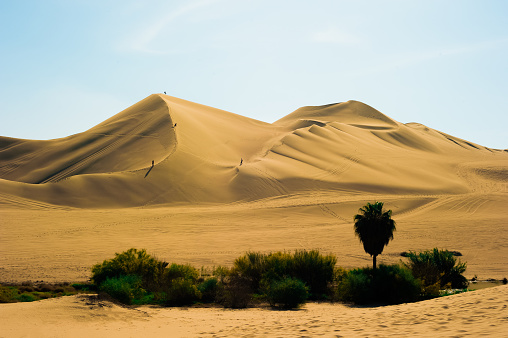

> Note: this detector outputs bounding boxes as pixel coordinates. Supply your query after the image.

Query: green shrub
[18,293,37,302]
[99,275,145,305]
[336,268,374,304]
[404,248,468,292]
[216,273,253,309]
[198,278,219,303]
[91,248,167,291]
[337,265,421,305]
[163,278,201,306]
[291,250,336,298]
[0,285,19,303]
[165,263,199,282]
[232,252,267,290]
[232,250,337,299]
[264,277,309,309]
[262,251,293,283]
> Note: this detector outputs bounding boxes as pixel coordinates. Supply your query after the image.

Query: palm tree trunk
[373,255,377,270]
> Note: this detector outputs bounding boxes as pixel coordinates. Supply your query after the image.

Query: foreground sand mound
[0,94,506,208]
[1,286,507,337]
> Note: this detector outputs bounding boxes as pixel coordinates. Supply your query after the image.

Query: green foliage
[232,251,267,290]
[198,278,219,303]
[336,267,374,304]
[165,263,199,283]
[215,270,254,309]
[91,248,167,291]
[0,285,19,303]
[18,293,37,302]
[404,248,468,294]
[354,202,396,269]
[264,277,309,309]
[337,264,421,305]
[292,250,337,298]
[163,278,202,306]
[232,250,336,299]
[99,275,145,305]
[0,283,91,303]
[71,283,96,292]
[91,249,206,306]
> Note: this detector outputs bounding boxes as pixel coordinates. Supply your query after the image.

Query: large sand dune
[1,94,506,208]
[1,94,507,336]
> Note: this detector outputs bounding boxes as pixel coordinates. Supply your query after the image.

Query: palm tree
[354,202,396,270]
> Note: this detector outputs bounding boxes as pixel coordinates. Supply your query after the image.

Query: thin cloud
[124,0,223,54]
[311,27,363,45]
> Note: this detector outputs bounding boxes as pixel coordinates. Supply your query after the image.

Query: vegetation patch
[403,248,468,298]
[336,264,421,305]
[0,282,95,303]
[264,277,309,309]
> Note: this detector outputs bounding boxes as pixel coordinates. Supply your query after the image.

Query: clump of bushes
[403,248,468,297]
[232,250,337,301]
[88,247,469,308]
[336,264,421,305]
[99,275,145,305]
[215,272,254,309]
[211,249,336,309]
[90,248,336,309]
[91,248,167,290]
[91,249,205,306]
[264,277,309,309]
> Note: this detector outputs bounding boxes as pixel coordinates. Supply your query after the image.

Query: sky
[1,0,507,149]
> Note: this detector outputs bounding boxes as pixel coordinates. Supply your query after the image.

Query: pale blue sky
[1,0,507,149]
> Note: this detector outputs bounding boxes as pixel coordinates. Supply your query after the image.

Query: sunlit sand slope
[0,94,506,207]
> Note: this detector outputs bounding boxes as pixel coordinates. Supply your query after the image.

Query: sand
[0,94,507,336]
[1,286,507,337]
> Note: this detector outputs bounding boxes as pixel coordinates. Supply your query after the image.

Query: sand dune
[0,94,506,207]
[1,94,507,336]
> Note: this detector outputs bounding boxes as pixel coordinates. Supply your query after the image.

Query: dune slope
[0,94,506,208]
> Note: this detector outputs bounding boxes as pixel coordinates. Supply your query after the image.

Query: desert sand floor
[1,192,507,283]
[1,285,507,337]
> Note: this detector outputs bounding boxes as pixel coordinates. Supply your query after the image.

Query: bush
[0,285,19,303]
[264,277,309,309]
[291,250,336,298]
[336,268,374,304]
[232,250,337,299]
[165,264,199,283]
[337,264,421,305]
[91,248,167,291]
[198,278,219,303]
[404,248,468,293]
[18,293,36,302]
[232,252,267,291]
[89,248,339,308]
[216,273,253,309]
[163,278,201,306]
[99,275,144,305]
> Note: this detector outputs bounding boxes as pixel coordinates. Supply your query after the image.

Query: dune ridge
[0,94,506,208]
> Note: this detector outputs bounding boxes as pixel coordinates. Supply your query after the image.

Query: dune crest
[0,94,506,208]
[275,100,399,130]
